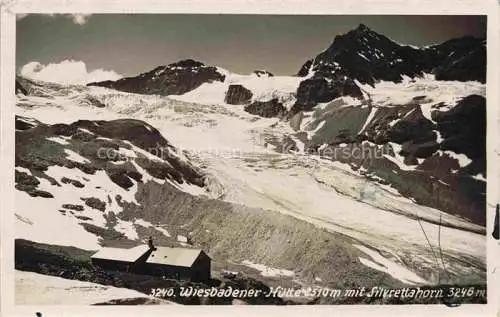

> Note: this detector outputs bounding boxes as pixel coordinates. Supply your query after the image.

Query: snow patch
[437,150,472,168]
[133,219,171,237]
[241,260,295,277]
[46,136,70,145]
[357,75,484,115]
[359,107,377,134]
[64,149,90,164]
[354,244,428,285]
[384,143,417,171]
[15,166,32,175]
[78,128,95,134]
[471,174,486,182]
[434,130,444,143]
[16,270,168,305]
[358,52,370,61]
[115,219,139,240]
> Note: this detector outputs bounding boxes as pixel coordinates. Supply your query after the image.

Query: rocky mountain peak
[88,58,225,96]
[292,25,486,114]
[351,23,380,37]
[168,59,206,68]
[356,23,369,30]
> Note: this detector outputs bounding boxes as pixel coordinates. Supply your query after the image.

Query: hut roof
[146,247,204,267]
[91,245,150,262]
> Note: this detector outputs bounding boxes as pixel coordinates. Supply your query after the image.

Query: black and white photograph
[1,3,498,313]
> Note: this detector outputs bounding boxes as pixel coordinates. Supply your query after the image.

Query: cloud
[20,60,123,85]
[71,14,92,25]
[16,14,92,25]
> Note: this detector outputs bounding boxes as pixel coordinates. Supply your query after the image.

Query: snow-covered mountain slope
[14,77,486,287]
[15,111,208,250]
[164,71,486,227]
[285,74,486,226]
[171,69,303,112]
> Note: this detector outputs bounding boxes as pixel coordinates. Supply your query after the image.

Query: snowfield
[353,244,429,285]
[15,270,171,305]
[172,67,303,110]
[15,163,177,250]
[355,74,485,120]
[16,164,138,250]
[14,76,486,285]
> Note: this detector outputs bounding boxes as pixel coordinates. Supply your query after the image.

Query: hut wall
[191,251,211,282]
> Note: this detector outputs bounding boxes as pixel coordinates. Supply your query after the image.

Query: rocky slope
[284,90,486,226]
[15,112,210,250]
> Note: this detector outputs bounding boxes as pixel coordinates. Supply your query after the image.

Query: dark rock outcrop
[15,170,54,198]
[301,24,427,85]
[244,99,286,118]
[62,204,85,211]
[316,140,485,226]
[433,95,486,168]
[432,37,486,83]
[81,95,106,108]
[81,223,127,241]
[360,105,415,143]
[388,107,435,144]
[61,177,85,188]
[16,80,28,95]
[81,197,107,212]
[224,85,253,105]
[291,77,363,114]
[88,59,225,96]
[15,118,39,131]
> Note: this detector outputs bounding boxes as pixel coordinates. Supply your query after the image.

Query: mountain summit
[88,59,226,95]
[298,24,485,84]
[291,24,485,113]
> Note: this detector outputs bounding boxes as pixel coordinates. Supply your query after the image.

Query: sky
[16,14,486,82]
